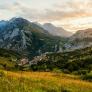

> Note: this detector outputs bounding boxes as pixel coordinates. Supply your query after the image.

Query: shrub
[52,68,61,73]
[82,72,92,81]
[64,61,79,72]
[77,70,88,75]
[61,87,71,92]
[0,71,5,77]
[63,69,71,74]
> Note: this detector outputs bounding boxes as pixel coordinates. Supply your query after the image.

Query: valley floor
[0,70,92,92]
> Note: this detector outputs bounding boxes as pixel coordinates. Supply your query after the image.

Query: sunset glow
[0,0,92,32]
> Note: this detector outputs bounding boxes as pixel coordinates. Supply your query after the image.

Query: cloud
[0,1,42,21]
[20,0,92,24]
[0,0,91,32]
[53,0,92,17]
[39,0,92,21]
[0,0,91,22]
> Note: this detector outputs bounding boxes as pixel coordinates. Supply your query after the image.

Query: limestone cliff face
[0,17,63,58]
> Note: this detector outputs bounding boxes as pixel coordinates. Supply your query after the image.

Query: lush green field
[0,70,92,92]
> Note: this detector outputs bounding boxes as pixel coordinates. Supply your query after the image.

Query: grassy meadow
[0,70,92,92]
[0,47,92,92]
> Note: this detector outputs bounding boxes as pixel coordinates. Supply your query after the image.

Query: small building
[18,58,29,66]
[29,60,37,65]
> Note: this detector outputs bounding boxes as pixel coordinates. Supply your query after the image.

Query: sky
[0,0,92,33]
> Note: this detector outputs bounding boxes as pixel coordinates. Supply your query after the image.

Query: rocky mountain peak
[0,17,63,59]
[43,23,72,37]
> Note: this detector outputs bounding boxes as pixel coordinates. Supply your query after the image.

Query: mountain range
[0,17,66,59]
[0,17,92,59]
[34,22,73,37]
[42,23,72,37]
[66,28,92,50]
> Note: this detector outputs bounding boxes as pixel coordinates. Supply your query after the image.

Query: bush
[61,87,71,92]
[63,69,71,74]
[77,70,88,75]
[82,72,92,81]
[64,61,79,72]
[0,71,5,77]
[52,68,61,73]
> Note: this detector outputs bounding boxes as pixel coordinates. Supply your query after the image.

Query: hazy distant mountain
[42,23,73,37]
[66,28,92,50]
[0,17,65,59]
[0,17,91,58]
[71,28,92,39]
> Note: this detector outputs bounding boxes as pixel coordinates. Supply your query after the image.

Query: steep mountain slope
[71,28,92,39]
[65,28,92,50]
[43,23,72,37]
[0,17,65,59]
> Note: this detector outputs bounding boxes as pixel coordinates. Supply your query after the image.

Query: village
[18,54,48,67]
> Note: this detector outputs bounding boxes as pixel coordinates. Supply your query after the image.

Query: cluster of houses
[18,54,48,66]
[18,57,29,66]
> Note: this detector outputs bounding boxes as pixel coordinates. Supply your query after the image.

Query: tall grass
[0,70,92,92]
